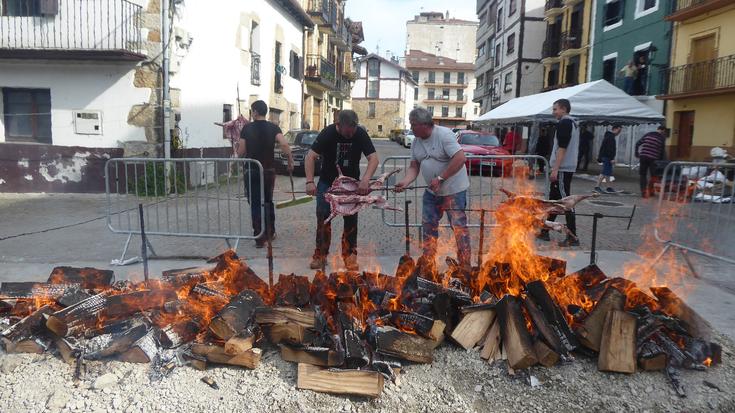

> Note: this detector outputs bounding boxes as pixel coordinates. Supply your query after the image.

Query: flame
[704,357,712,367]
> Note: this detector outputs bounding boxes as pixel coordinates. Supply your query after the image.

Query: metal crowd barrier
[105,158,265,263]
[654,161,735,269]
[380,155,549,228]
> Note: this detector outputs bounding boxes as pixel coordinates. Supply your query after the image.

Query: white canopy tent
[475,80,664,126]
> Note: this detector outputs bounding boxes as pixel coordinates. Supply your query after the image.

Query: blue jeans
[246,168,275,243]
[315,180,358,258]
[422,190,471,267]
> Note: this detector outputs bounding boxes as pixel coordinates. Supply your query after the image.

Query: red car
[456,131,513,176]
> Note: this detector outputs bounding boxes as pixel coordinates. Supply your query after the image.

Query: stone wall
[352,100,402,138]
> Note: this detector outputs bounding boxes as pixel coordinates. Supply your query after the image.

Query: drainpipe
[162,0,172,164]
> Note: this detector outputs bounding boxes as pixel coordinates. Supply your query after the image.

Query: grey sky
[345,0,478,59]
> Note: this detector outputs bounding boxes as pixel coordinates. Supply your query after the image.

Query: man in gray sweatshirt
[538,98,579,247]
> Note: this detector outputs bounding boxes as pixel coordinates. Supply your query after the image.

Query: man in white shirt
[395,107,471,268]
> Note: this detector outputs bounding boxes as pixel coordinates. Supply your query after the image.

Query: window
[457,89,464,101]
[457,72,465,85]
[495,44,501,67]
[441,106,449,117]
[547,64,560,88]
[269,108,282,125]
[289,51,301,80]
[223,104,233,123]
[492,79,500,101]
[367,81,379,98]
[378,124,383,133]
[442,89,450,100]
[507,34,515,55]
[427,106,434,115]
[565,56,580,85]
[443,72,451,84]
[274,41,283,93]
[477,74,484,88]
[250,21,260,53]
[497,8,503,30]
[368,59,380,77]
[411,71,419,82]
[455,107,463,118]
[2,88,52,144]
[509,0,517,15]
[428,71,436,83]
[635,0,658,18]
[602,57,617,84]
[428,88,436,99]
[1,0,56,16]
[477,45,485,59]
[604,0,624,28]
[504,72,513,92]
[368,102,376,118]
[414,87,419,100]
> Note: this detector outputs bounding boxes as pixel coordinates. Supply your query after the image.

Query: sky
[345,0,478,59]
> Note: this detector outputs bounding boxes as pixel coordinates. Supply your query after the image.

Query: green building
[588,0,672,113]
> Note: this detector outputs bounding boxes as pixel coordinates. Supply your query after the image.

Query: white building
[486,0,546,109]
[351,54,417,137]
[406,12,479,63]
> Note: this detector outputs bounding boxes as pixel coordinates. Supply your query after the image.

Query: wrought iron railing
[542,37,560,58]
[661,54,735,96]
[305,54,336,88]
[0,0,142,54]
[560,29,581,51]
[669,0,713,14]
[307,0,329,19]
[251,52,261,86]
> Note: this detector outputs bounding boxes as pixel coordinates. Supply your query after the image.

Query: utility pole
[162,0,172,192]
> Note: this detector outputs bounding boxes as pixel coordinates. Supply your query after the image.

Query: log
[224,332,255,355]
[47,266,114,289]
[280,345,344,367]
[117,329,159,363]
[160,267,208,287]
[526,281,579,353]
[183,353,207,371]
[190,282,229,301]
[450,309,496,350]
[272,274,311,307]
[428,320,446,348]
[372,326,433,363]
[191,343,262,369]
[297,363,384,398]
[479,319,501,360]
[157,319,202,349]
[391,312,435,337]
[576,287,625,352]
[598,310,637,373]
[523,296,564,354]
[1,304,55,342]
[55,337,78,364]
[255,307,315,328]
[209,290,264,341]
[57,286,92,308]
[650,287,713,341]
[264,323,315,345]
[534,340,559,367]
[496,295,537,370]
[83,320,149,360]
[0,282,80,300]
[2,337,50,354]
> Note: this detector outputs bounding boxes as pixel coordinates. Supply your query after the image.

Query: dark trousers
[315,180,358,258]
[639,157,656,194]
[546,171,577,236]
[577,144,591,171]
[247,169,276,243]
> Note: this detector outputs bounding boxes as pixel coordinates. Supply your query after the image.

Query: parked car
[275,130,321,176]
[404,130,415,148]
[456,130,512,176]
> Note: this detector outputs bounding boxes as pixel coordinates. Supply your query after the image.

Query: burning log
[526,281,579,353]
[0,282,80,300]
[576,287,626,352]
[224,330,256,355]
[57,285,92,308]
[479,319,501,360]
[297,363,384,398]
[83,318,150,360]
[161,267,208,287]
[190,282,229,301]
[450,309,496,350]
[208,250,269,297]
[255,307,315,328]
[638,340,667,371]
[534,340,560,367]
[371,326,434,364]
[391,312,435,338]
[650,287,713,341]
[1,304,55,342]
[118,329,159,363]
[47,267,113,289]
[263,323,315,345]
[272,274,311,307]
[2,336,51,354]
[598,310,637,373]
[336,305,369,369]
[191,343,262,369]
[158,319,202,349]
[523,296,564,355]
[209,290,264,341]
[280,345,344,367]
[496,295,538,369]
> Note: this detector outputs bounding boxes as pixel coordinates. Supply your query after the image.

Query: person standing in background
[577,124,594,172]
[635,125,668,198]
[594,124,622,193]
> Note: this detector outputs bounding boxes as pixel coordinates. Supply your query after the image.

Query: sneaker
[593,186,604,193]
[343,254,359,271]
[605,187,616,193]
[558,237,580,247]
[309,255,325,270]
[536,231,551,241]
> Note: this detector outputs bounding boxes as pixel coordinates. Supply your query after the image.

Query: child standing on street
[595,124,622,193]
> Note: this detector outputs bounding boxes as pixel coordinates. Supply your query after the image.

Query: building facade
[474,0,498,115]
[658,0,735,161]
[351,54,416,137]
[541,0,594,91]
[588,0,671,114]
[484,0,546,110]
[406,12,478,62]
[405,50,479,129]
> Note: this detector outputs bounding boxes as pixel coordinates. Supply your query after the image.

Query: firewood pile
[0,189,723,399]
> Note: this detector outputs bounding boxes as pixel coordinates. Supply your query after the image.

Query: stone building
[406,11,478,63]
[351,54,417,137]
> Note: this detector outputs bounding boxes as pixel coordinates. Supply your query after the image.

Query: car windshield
[459,133,499,146]
[296,132,318,146]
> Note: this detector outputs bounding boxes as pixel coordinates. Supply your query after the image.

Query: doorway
[676,111,695,159]
[687,34,717,92]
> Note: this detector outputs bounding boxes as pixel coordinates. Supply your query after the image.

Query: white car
[404,131,415,148]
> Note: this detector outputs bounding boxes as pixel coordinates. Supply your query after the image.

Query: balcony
[331,21,351,51]
[422,82,468,88]
[0,0,144,61]
[423,97,468,104]
[659,54,735,99]
[305,54,336,90]
[332,77,352,99]
[251,52,261,86]
[666,0,734,21]
[542,37,561,59]
[560,30,582,53]
[544,0,564,18]
[307,0,337,34]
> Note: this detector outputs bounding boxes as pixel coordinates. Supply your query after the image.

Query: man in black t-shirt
[237,100,293,248]
[304,110,378,270]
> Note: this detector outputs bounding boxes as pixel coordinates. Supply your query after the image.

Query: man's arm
[551,119,572,182]
[395,160,421,192]
[357,152,379,195]
[236,138,246,158]
[275,133,294,173]
[429,150,466,193]
[305,149,319,196]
